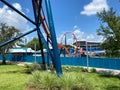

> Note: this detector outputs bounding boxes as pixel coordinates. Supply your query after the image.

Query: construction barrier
[0,54,120,70]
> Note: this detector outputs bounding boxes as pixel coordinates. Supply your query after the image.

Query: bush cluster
[62,66,88,72]
[24,63,42,74]
[27,71,95,90]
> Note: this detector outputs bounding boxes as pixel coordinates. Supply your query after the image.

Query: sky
[0,0,120,45]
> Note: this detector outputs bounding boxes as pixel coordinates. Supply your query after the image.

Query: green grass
[27,71,120,90]
[79,72,120,90]
[0,65,30,90]
[0,65,120,90]
[62,66,120,90]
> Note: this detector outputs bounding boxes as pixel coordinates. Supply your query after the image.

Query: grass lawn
[79,72,120,90]
[0,64,30,90]
[0,65,120,90]
[62,66,120,90]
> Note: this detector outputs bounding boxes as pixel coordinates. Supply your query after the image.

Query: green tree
[0,23,22,64]
[27,38,45,50]
[97,8,120,57]
[17,43,25,47]
[65,45,73,48]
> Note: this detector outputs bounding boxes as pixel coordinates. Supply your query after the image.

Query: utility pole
[86,41,89,71]
[34,43,36,63]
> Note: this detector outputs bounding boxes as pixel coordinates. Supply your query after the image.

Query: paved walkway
[95,68,120,76]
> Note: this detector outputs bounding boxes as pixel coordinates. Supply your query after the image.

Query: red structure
[59,32,83,56]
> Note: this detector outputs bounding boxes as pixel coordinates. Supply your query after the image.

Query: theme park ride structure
[60,32,83,56]
[0,0,62,75]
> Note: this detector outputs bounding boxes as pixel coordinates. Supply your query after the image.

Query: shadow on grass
[0,69,26,74]
[98,74,120,79]
[104,85,120,90]
[0,65,26,74]
[0,61,18,65]
[6,69,26,74]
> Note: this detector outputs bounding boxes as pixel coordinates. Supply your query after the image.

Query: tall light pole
[34,43,36,63]
[86,41,89,71]
[24,38,27,56]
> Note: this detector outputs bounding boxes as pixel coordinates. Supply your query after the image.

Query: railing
[0,54,120,70]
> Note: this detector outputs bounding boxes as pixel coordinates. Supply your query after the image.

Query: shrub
[31,63,42,71]
[27,71,60,90]
[59,72,77,90]
[69,72,95,90]
[90,68,96,73]
[26,71,43,89]
[24,63,42,74]
[79,67,88,72]
[27,71,95,90]
[62,66,88,72]
[75,75,95,90]
[41,72,59,89]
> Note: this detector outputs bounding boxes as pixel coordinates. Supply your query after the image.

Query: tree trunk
[2,55,6,64]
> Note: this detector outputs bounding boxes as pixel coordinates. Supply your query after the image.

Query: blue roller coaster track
[0,0,62,75]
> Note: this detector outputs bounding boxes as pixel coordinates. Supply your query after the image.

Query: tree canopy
[26,38,45,51]
[0,23,22,64]
[97,8,120,57]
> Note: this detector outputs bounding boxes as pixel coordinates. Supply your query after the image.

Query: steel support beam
[37,28,46,70]
[36,27,53,62]
[0,0,36,25]
[37,0,42,24]
[0,29,37,47]
[0,0,62,75]
[32,0,38,23]
[47,36,50,68]
[45,0,62,75]
[32,0,46,69]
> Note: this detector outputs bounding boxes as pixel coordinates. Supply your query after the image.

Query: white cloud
[12,3,22,11]
[57,25,103,45]
[25,8,30,13]
[0,3,31,32]
[86,34,94,40]
[80,0,109,16]
[73,25,78,29]
[73,28,85,41]
[73,28,103,42]
[57,33,64,44]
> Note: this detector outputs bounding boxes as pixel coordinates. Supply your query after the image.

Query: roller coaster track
[0,0,62,75]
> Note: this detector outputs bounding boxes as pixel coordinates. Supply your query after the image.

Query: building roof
[8,47,47,53]
[8,47,35,53]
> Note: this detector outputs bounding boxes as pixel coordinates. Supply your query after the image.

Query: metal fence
[60,57,120,70]
[0,54,120,70]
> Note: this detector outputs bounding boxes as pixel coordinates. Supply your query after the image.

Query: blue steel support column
[32,0,46,70]
[0,29,37,47]
[36,0,46,69]
[36,27,53,64]
[32,0,38,23]
[47,36,50,68]
[45,0,62,74]
[36,0,42,24]
[37,28,46,70]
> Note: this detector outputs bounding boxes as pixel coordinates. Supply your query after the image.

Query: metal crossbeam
[0,0,62,75]
[0,0,36,25]
[45,0,62,75]
[0,29,37,47]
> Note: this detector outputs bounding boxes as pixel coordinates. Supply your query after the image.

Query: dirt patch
[17,62,32,66]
